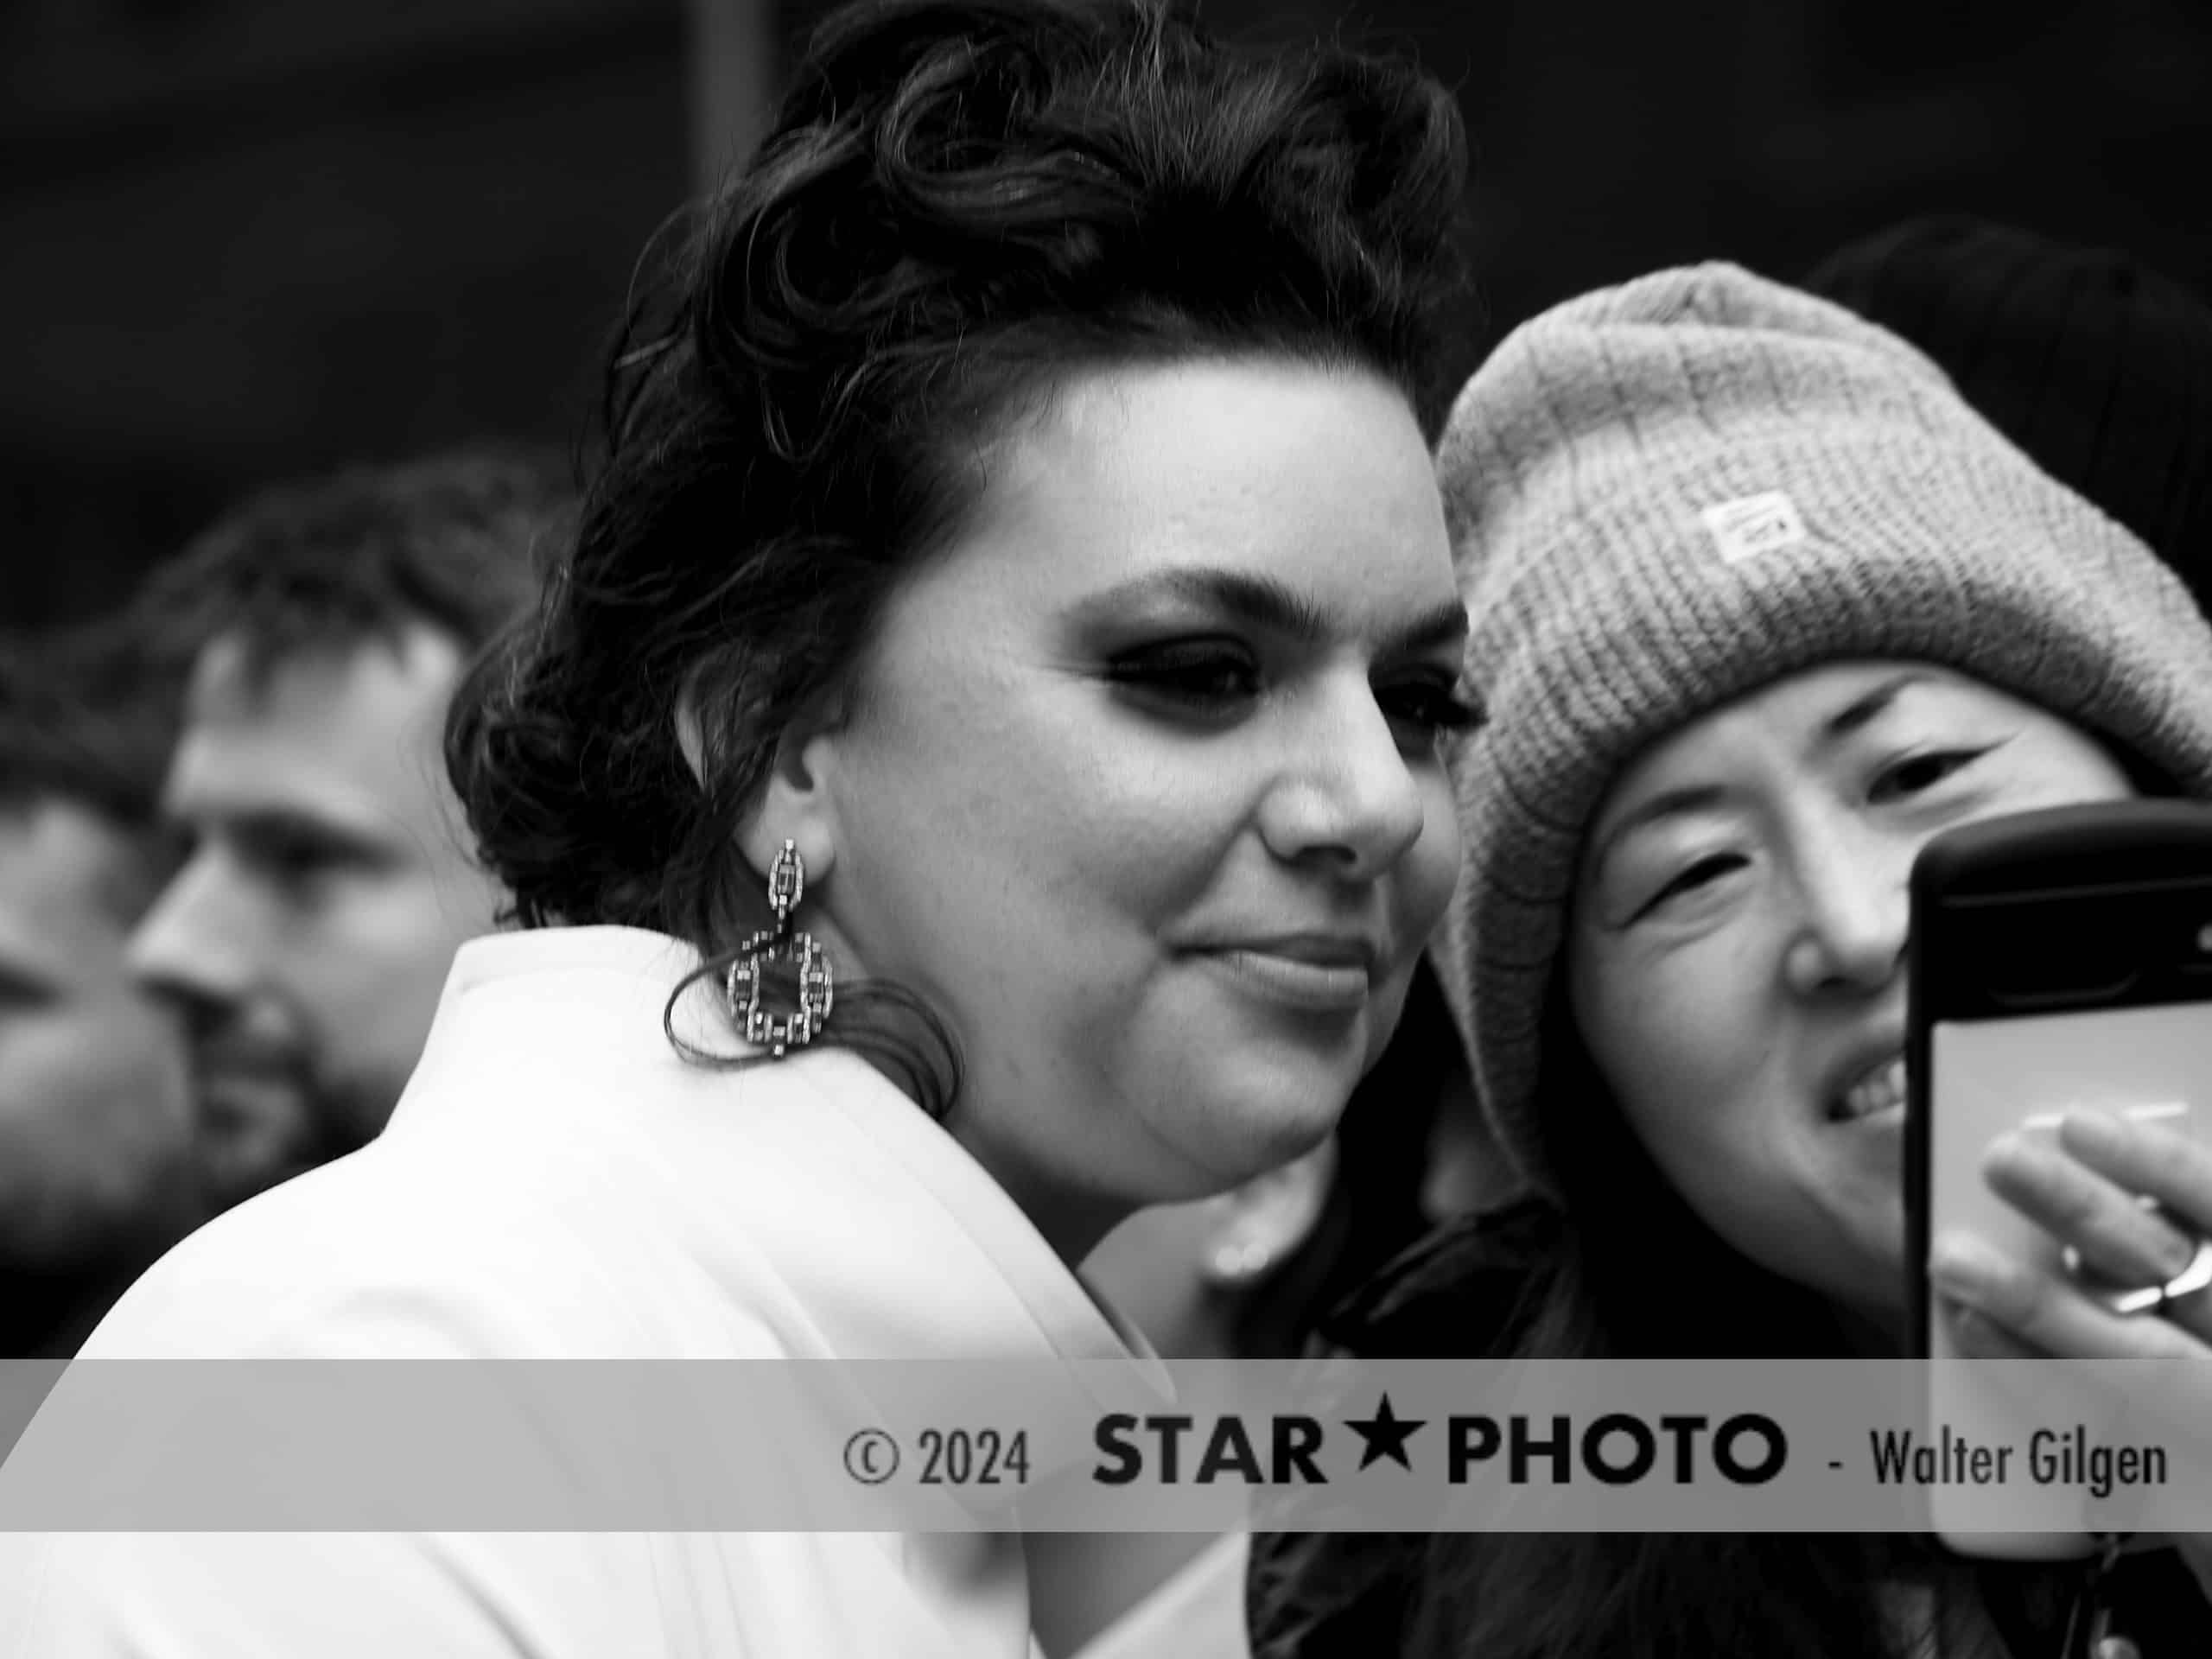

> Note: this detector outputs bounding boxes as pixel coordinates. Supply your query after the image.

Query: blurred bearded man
[0,624,197,1354]
[126,449,570,1210]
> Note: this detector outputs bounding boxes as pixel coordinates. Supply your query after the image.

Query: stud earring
[1207,1239,1277,1287]
[724,840,836,1058]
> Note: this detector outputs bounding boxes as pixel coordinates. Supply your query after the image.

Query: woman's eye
[1378,676,1484,739]
[1869,747,1992,804]
[1636,853,1745,919]
[1104,644,1262,709]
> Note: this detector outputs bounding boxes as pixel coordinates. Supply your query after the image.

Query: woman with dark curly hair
[0,0,1475,1652]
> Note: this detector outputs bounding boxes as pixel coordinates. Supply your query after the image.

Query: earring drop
[724,840,836,1057]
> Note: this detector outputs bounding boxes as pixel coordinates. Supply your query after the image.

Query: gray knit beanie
[1436,261,2212,1200]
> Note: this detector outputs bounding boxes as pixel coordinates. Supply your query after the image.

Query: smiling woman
[763,359,1468,1244]
[1568,664,2137,1320]
[0,2,1475,1655]
[1249,264,2212,1659]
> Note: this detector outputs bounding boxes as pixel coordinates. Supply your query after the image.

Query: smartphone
[1906,799,2212,1559]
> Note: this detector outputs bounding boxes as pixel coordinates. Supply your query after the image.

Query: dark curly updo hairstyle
[447,0,1472,1111]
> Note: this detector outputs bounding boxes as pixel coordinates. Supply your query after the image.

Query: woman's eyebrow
[1815,671,1931,747]
[1065,568,1467,656]
[1067,568,1327,639]
[1379,600,1471,660]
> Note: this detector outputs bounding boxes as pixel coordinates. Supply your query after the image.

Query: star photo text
[1089,1396,1789,1486]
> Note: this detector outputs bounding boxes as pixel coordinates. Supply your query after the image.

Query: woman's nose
[1255,683,1427,881]
[1781,833,1910,997]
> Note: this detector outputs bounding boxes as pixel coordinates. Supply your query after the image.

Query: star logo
[1343,1392,1426,1471]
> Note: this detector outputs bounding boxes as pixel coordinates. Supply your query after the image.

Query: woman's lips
[1197,947,1372,1013]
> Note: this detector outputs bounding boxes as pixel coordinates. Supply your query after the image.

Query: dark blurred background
[4,0,2209,630]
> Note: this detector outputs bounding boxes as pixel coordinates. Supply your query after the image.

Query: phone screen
[1907,801,2212,1557]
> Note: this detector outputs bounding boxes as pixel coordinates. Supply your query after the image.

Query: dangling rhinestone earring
[723,840,836,1058]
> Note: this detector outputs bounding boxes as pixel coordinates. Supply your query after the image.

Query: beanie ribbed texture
[1802,215,2212,606]
[1436,262,2212,1199]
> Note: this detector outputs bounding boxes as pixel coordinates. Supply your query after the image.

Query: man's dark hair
[0,619,188,913]
[0,622,179,829]
[131,446,575,679]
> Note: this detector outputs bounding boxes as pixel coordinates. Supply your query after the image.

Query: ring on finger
[2063,1234,2212,1317]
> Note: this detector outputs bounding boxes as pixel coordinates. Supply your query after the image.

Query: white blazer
[0,927,1169,1658]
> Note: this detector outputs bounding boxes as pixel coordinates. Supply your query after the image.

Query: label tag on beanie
[1700,491,1806,564]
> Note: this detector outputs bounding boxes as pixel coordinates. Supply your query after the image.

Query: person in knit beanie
[1438,260,2212,1218]
[1801,215,2212,607]
[1245,263,2212,1659]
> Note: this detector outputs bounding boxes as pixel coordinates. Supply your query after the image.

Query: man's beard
[192,1052,381,1214]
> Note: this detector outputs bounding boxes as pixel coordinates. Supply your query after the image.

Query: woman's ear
[668,668,840,885]
[673,676,712,787]
[675,672,849,886]
[668,672,840,885]
[739,726,842,883]
[1198,1136,1340,1288]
